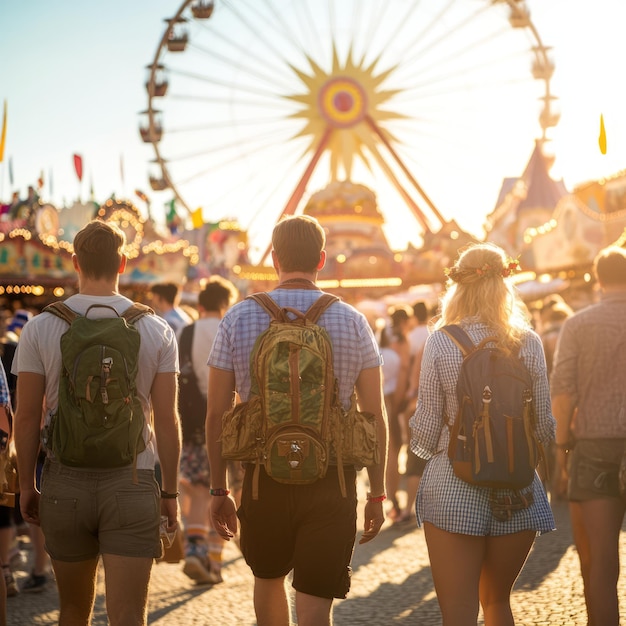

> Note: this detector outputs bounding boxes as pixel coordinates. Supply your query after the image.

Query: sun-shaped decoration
[285,46,405,180]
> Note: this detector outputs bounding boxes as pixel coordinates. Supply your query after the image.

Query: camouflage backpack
[220,292,379,499]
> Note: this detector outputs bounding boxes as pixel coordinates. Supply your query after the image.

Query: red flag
[135,189,148,203]
[73,154,83,182]
[0,100,7,163]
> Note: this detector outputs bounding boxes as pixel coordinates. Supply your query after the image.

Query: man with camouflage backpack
[14,220,181,626]
[207,214,388,626]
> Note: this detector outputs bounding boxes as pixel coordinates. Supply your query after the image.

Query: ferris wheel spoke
[221,0,300,72]
[167,126,298,164]
[235,0,311,62]
[167,67,287,101]
[393,24,512,85]
[383,0,458,67]
[165,116,294,134]
[395,2,494,73]
[362,1,389,64]
[167,93,295,111]
[194,20,291,80]
[187,42,294,93]
[397,52,536,100]
[373,0,433,68]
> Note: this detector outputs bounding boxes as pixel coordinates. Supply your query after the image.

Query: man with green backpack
[14,220,181,626]
[207,214,388,626]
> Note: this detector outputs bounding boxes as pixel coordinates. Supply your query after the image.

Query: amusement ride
[140,0,557,262]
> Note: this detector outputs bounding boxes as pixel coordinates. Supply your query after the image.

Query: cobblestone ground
[7,494,626,625]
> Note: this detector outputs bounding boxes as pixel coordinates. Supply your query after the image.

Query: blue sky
[1,1,625,258]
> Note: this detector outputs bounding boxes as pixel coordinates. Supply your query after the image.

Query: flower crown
[445,258,521,283]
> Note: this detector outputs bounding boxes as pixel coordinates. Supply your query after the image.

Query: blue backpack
[443,324,542,490]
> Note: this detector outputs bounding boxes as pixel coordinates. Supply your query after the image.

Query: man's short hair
[594,246,626,287]
[412,301,428,324]
[73,220,125,280]
[150,282,180,305]
[388,304,412,326]
[271,215,325,273]
[198,276,238,312]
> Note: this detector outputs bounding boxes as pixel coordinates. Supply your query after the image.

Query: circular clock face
[35,204,60,236]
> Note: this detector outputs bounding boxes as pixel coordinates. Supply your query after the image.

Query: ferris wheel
[140,0,557,260]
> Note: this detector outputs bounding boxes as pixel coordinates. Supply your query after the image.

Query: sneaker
[3,569,18,597]
[183,540,221,585]
[21,571,48,593]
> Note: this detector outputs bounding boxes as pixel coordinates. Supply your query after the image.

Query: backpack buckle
[482,386,492,403]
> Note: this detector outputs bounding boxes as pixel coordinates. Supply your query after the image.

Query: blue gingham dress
[409,321,556,536]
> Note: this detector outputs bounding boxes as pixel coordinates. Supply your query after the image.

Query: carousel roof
[489,141,568,227]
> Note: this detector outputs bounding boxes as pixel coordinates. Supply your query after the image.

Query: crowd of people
[0,214,624,626]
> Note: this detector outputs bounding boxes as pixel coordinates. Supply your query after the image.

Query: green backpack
[220,292,380,499]
[44,302,153,471]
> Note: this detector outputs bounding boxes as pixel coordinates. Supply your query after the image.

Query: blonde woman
[409,243,555,626]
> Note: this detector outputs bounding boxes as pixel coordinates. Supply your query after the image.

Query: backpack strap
[122,303,154,325]
[440,324,475,357]
[247,293,289,322]
[441,324,502,356]
[304,294,339,323]
[44,302,154,326]
[44,302,80,325]
[247,292,339,324]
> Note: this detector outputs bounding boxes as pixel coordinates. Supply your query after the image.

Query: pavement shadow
[148,584,224,623]
[334,567,440,625]
[351,521,419,572]
[515,498,573,591]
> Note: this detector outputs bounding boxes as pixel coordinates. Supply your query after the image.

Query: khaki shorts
[40,460,161,562]
[567,439,625,501]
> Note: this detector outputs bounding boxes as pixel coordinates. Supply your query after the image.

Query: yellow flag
[191,207,204,229]
[0,100,7,163]
[599,113,607,155]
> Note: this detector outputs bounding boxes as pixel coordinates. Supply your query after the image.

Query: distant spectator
[150,282,193,334]
[539,295,573,377]
[551,245,626,626]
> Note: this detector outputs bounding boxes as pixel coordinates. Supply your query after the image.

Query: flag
[49,168,53,195]
[166,198,177,223]
[599,113,607,155]
[191,207,204,229]
[8,157,13,186]
[73,153,83,181]
[135,189,149,203]
[0,100,7,162]
[38,170,44,189]
[120,154,125,185]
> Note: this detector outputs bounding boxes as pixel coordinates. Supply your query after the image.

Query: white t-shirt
[190,316,221,398]
[408,324,429,357]
[381,346,401,396]
[13,294,179,470]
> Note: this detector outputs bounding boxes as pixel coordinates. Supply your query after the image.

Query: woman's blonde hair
[436,242,530,349]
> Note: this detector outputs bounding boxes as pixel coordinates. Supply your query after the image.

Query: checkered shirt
[208,289,382,408]
[409,321,556,536]
[550,291,626,439]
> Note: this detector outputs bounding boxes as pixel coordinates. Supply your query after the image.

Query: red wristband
[210,488,231,497]
[366,493,386,503]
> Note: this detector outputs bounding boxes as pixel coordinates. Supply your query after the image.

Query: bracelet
[210,488,231,497]
[160,490,179,499]
[366,492,386,503]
